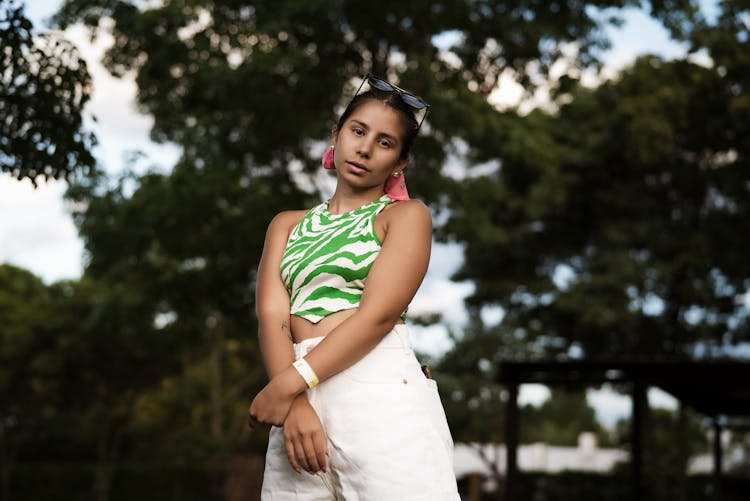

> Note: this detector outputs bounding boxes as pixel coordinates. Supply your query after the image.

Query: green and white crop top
[280,194,405,323]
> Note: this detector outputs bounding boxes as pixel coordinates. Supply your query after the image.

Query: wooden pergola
[498,359,750,501]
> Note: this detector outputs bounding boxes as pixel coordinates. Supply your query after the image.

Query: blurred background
[1,0,749,500]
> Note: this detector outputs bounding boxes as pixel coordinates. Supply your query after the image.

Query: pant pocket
[421,377,455,452]
[337,347,410,384]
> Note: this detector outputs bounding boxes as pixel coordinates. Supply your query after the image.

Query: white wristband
[292,358,319,389]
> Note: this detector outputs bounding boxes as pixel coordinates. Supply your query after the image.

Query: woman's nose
[356,138,374,157]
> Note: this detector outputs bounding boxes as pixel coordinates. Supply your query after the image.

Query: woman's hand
[248,367,306,428]
[283,394,329,474]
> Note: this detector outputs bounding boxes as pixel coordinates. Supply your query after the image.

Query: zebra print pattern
[280,195,393,323]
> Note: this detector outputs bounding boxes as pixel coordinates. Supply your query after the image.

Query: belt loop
[294,336,325,360]
[393,324,411,354]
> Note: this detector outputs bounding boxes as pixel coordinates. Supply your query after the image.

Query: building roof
[497,358,750,417]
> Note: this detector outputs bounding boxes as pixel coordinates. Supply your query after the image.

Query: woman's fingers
[248,382,294,428]
[284,438,302,474]
[247,411,258,430]
[312,429,329,472]
[247,399,259,429]
[292,437,311,473]
[302,434,322,473]
[284,430,328,474]
[282,394,329,474]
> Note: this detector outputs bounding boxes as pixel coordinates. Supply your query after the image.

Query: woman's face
[334,99,408,190]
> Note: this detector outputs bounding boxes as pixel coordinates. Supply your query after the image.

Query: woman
[249,74,460,500]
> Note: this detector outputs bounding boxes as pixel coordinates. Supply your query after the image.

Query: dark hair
[336,89,419,160]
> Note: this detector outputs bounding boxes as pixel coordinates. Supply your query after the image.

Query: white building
[455,431,742,494]
[455,432,627,490]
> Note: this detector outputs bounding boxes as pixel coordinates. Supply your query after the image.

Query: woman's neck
[327,185,385,215]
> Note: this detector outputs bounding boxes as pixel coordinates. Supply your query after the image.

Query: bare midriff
[290,308,404,344]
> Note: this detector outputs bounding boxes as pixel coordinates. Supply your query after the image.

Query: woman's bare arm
[255,211,299,378]
[254,211,329,474]
[248,200,432,427]
[304,199,432,379]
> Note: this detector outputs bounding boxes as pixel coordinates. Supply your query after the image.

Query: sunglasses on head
[353,73,431,130]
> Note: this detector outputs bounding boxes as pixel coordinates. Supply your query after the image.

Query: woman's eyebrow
[350,119,370,131]
[350,119,400,143]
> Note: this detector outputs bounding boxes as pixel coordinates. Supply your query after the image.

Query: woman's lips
[346,161,367,174]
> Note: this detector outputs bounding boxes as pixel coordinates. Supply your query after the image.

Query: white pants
[261,324,460,500]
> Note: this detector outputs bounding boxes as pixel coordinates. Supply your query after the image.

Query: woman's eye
[378,139,392,148]
[352,127,364,136]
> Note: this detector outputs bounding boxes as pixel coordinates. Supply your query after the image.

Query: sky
[3,0,720,427]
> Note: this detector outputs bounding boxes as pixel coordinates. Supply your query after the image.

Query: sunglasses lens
[368,76,395,92]
[362,74,430,114]
[401,93,428,110]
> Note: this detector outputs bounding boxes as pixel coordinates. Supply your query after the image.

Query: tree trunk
[93,414,126,501]
[0,423,10,501]
[208,311,226,500]
[209,312,225,442]
[94,429,114,501]
[93,460,113,501]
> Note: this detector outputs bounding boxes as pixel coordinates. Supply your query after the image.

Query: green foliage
[4,1,750,498]
[521,388,611,447]
[0,262,221,498]
[65,159,296,460]
[434,314,519,445]
[435,314,609,447]
[8,462,217,501]
[612,406,710,499]
[0,264,53,462]
[445,52,750,358]
[0,0,96,184]
[729,430,750,475]
[49,0,685,205]
[516,471,750,501]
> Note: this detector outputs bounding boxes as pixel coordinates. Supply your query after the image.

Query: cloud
[410,323,456,360]
[0,175,83,283]
[587,385,680,428]
[520,384,552,406]
[59,24,182,173]
[587,386,632,427]
[411,241,474,328]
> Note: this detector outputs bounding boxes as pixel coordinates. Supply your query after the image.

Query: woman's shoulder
[267,209,309,237]
[381,198,432,229]
[271,208,309,224]
[383,198,431,218]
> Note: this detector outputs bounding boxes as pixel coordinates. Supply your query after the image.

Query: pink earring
[384,171,410,201]
[322,146,335,169]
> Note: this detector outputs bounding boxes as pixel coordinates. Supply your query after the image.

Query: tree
[63,158,298,498]
[521,388,610,447]
[14,0,730,498]
[435,313,611,498]
[612,406,708,501]
[49,0,702,202]
[49,0,700,440]
[0,264,51,500]
[444,50,750,358]
[438,4,750,493]
[0,0,96,184]
[0,263,192,501]
[433,315,514,498]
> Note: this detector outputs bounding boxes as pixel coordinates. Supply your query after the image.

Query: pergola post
[677,402,687,501]
[632,380,646,501]
[467,473,482,501]
[713,418,723,501]
[505,381,519,501]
